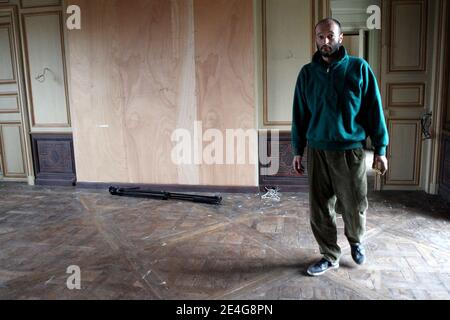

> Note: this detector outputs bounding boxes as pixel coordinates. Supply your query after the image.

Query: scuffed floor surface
[0,182,449,300]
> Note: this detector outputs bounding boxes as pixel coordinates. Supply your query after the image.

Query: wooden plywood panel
[67,0,200,184]
[386,120,421,185]
[0,123,25,177]
[119,0,197,185]
[23,12,69,127]
[0,25,15,83]
[172,0,199,185]
[194,0,255,186]
[389,0,427,72]
[263,0,312,125]
[67,0,126,182]
[67,0,255,186]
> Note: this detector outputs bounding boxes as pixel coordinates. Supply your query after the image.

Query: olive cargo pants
[307,148,368,264]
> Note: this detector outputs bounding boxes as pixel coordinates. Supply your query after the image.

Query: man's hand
[293,156,305,175]
[372,154,388,176]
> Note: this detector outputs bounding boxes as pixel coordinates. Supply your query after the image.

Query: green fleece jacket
[291,46,389,157]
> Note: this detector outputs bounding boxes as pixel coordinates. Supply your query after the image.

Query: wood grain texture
[194,0,256,186]
[174,0,199,185]
[66,0,255,185]
[1,183,449,299]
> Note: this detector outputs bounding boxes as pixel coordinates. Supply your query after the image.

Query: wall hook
[35,67,52,83]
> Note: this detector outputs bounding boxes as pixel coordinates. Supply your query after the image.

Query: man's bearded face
[317,41,340,57]
[315,22,343,57]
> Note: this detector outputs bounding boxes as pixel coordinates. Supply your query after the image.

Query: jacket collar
[312,46,348,69]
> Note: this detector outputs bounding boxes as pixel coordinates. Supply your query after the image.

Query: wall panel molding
[0,92,19,113]
[262,0,317,126]
[387,82,425,108]
[22,11,71,128]
[0,5,32,182]
[388,0,427,72]
[20,0,61,9]
[386,119,422,185]
[0,122,26,178]
[0,23,16,84]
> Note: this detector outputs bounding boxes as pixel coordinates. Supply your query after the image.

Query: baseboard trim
[35,178,76,187]
[76,182,260,194]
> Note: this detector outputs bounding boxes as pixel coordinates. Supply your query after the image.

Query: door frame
[0,4,34,184]
[427,0,449,194]
[377,0,448,193]
[436,0,450,197]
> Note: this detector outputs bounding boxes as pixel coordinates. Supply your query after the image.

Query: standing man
[291,18,389,276]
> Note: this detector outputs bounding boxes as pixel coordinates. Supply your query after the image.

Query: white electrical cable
[261,187,281,202]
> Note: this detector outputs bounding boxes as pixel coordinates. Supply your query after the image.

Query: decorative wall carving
[31,133,76,185]
[259,131,309,191]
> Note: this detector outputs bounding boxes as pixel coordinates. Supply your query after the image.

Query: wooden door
[379,0,436,190]
[439,0,450,202]
[0,6,27,180]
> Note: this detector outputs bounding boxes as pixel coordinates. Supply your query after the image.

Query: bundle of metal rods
[109,186,222,205]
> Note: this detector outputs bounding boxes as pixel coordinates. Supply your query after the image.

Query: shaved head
[315,18,342,34]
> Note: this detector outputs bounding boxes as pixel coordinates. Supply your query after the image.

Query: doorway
[438,0,450,202]
[0,6,31,183]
